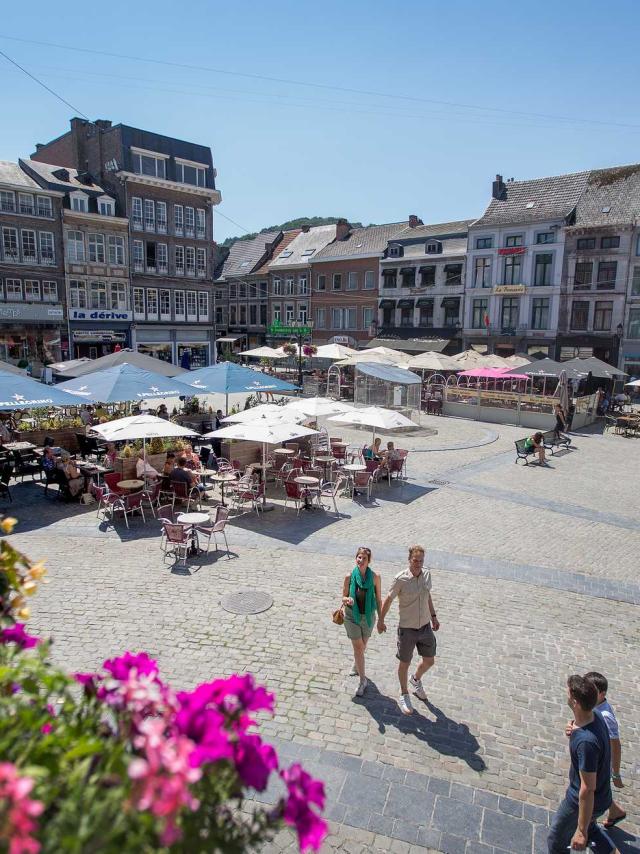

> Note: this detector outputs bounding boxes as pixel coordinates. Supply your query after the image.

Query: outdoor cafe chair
[274,462,293,488]
[317,475,346,515]
[196,507,230,557]
[365,459,389,486]
[91,484,121,523]
[161,522,190,566]
[331,444,347,462]
[104,472,126,496]
[283,480,306,515]
[171,480,201,512]
[11,449,41,483]
[231,481,263,516]
[352,470,373,501]
[141,480,162,517]
[387,457,405,482]
[216,457,233,474]
[115,490,147,529]
[0,462,13,502]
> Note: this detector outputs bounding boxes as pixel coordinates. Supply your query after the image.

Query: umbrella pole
[261,440,275,512]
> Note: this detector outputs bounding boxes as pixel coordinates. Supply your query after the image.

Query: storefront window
[177,344,208,369]
[137,343,173,363]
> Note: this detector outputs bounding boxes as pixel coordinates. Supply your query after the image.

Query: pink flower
[40,724,53,735]
[0,624,40,650]
[129,719,201,846]
[233,734,278,792]
[280,764,327,853]
[174,684,233,767]
[96,653,175,724]
[0,762,44,854]
[103,652,158,681]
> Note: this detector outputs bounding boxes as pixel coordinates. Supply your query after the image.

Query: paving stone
[338,773,389,814]
[368,812,395,836]
[498,795,524,818]
[383,784,435,825]
[428,777,451,797]
[342,807,373,832]
[416,826,442,850]
[473,790,500,810]
[431,796,483,840]
[404,771,431,791]
[481,809,533,852]
[523,803,550,825]
[438,832,467,854]
[449,783,475,804]
[391,820,420,844]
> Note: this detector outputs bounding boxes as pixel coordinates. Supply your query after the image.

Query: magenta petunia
[233,734,278,792]
[280,764,327,852]
[0,623,40,650]
[102,651,158,681]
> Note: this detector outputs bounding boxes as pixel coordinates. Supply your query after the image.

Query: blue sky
[2,0,640,242]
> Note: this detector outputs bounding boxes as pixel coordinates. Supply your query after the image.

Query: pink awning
[457,368,529,379]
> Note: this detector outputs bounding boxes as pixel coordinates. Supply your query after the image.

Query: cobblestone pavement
[5,414,639,854]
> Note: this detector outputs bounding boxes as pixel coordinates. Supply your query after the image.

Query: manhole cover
[428,479,450,486]
[221,590,273,615]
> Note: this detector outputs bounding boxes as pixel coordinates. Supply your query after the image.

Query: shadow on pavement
[354,682,487,772]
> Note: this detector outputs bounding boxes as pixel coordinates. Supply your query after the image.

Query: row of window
[569,300,616,332]
[132,287,209,322]
[315,306,377,331]
[471,232,557,250]
[472,253,554,287]
[68,193,115,216]
[317,271,377,291]
[69,280,128,310]
[131,241,207,278]
[1,226,55,265]
[573,260,620,290]
[66,231,126,266]
[131,152,208,188]
[0,278,58,302]
[0,190,53,218]
[469,297,551,330]
[130,198,207,238]
[228,303,269,327]
[381,302,460,328]
[383,265,463,288]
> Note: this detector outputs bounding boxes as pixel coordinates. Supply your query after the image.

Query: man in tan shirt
[378,544,439,716]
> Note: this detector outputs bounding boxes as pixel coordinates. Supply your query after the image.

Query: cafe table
[314,455,335,481]
[294,475,320,510]
[209,472,237,506]
[116,479,144,492]
[3,441,37,452]
[341,463,366,496]
[177,511,210,556]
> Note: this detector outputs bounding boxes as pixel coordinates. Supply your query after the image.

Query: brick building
[310,222,402,348]
[377,217,471,354]
[0,161,65,366]
[31,118,221,368]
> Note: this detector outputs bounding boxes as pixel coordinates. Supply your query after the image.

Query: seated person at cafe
[524,432,546,465]
[363,437,382,461]
[0,419,12,444]
[170,456,205,492]
[59,451,85,498]
[41,447,65,484]
[104,443,118,470]
[136,450,159,481]
[157,404,169,420]
[182,443,201,471]
[163,452,176,476]
[382,441,401,468]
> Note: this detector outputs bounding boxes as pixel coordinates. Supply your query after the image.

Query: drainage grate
[221,590,273,615]
[428,479,450,486]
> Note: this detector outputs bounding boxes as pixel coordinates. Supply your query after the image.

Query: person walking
[377,544,439,716]
[340,547,382,698]
[566,673,626,831]
[548,675,615,853]
[554,403,571,444]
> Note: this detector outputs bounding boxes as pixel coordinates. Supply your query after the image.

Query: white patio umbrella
[625,378,640,387]
[222,403,306,424]
[327,405,418,444]
[406,352,459,372]
[90,415,200,473]
[553,370,570,414]
[239,346,287,359]
[282,396,354,418]
[364,347,411,365]
[314,343,357,360]
[203,420,318,508]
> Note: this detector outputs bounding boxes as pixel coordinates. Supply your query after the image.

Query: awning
[419,265,435,273]
[382,269,397,277]
[416,298,434,307]
[355,362,421,384]
[398,299,415,308]
[366,336,450,354]
[379,299,397,308]
[399,267,415,274]
[444,264,462,272]
[217,335,243,343]
[441,297,461,308]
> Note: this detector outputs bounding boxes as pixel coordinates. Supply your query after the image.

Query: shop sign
[0,303,64,321]
[498,247,526,255]
[70,309,133,321]
[267,319,313,337]
[493,285,526,295]
[72,330,127,342]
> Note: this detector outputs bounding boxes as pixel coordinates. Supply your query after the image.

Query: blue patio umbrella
[180,361,298,412]
[55,363,195,404]
[0,369,79,410]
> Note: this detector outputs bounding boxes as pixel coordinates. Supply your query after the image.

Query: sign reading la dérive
[267,319,314,337]
[70,309,133,322]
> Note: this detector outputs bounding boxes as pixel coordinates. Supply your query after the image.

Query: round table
[117,479,144,492]
[209,472,237,506]
[314,455,335,481]
[177,511,211,556]
[341,464,366,496]
[294,475,320,510]
[199,468,218,487]
[273,448,295,456]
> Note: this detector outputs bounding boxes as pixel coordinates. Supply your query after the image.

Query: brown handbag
[332,606,344,625]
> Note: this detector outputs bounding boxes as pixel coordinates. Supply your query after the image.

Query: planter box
[13,427,80,452]
[220,440,261,467]
[113,451,167,479]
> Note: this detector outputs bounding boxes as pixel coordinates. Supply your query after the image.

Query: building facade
[21,159,131,359]
[376,217,471,354]
[266,224,344,342]
[558,165,640,371]
[31,117,221,367]
[464,173,590,357]
[311,222,401,348]
[0,161,66,366]
[215,230,283,353]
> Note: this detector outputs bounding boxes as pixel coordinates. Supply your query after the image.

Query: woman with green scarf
[341,547,382,697]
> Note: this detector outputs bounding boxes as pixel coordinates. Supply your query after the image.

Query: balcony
[41,255,55,266]
[185,227,195,238]
[157,222,167,234]
[133,261,144,272]
[132,218,143,230]
[196,228,205,239]
[197,269,206,278]
[19,204,35,216]
[186,266,196,277]
[157,263,168,275]
[175,226,184,236]
[22,254,37,264]
[1,201,16,213]
[175,267,184,276]
[146,264,156,274]
[144,220,156,232]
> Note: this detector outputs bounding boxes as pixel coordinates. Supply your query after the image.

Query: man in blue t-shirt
[548,675,615,853]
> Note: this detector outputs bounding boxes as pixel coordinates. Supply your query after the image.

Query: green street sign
[267,319,313,337]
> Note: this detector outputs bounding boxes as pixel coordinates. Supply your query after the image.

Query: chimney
[94,119,112,130]
[35,143,44,151]
[301,224,311,233]
[492,174,506,200]
[408,214,423,228]
[335,218,350,240]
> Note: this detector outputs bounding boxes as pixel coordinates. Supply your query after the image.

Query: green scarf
[349,566,376,628]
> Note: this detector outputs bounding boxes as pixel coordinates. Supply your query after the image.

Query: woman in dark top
[341,547,383,698]
[554,403,570,444]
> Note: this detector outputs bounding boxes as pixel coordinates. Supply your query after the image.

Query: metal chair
[113,491,146,529]
[197,507,230,557]
[162,522,190,565]
[317,475,346,515]
[0,462,13,502]
[171,479,201,511]
[91,483,121,523]
[141,480,162,518]
[352,470,373,501]
[11,450,41,482]
[284,480,306,514]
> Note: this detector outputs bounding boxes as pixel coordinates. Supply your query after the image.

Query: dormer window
[131,149,167,179]
[426,241,442,254]
[70,192,88,213]
[388,244,403,258]
[98,196,115,216]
